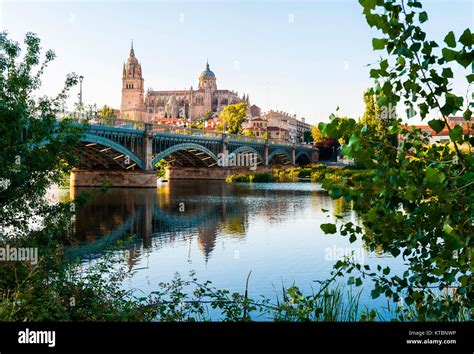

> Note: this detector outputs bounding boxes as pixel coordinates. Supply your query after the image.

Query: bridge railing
[79,116,310,147]
[152,125,223,139]
[267,138,293,146]
[81,116,146,130]
[226,133,265,143]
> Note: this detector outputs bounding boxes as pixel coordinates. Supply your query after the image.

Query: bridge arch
[152,143,218,167]
[295,151,311,165]
[80,133,146,170]
[268,148,291,164]
[230,146,264,164]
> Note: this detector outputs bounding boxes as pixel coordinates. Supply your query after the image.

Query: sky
[0,0,473,125]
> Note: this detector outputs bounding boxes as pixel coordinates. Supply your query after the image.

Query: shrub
[225,173,251,183]
[251,172,274,182]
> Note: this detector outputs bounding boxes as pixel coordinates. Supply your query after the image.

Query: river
[59,180,405,319]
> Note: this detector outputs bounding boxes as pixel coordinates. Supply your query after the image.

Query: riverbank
[225,164,375,187]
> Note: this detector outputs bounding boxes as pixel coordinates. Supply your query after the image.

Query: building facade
[120,44,249,121]
[296,117,312,143]
[242,117,267,138]
[242,110,311,143]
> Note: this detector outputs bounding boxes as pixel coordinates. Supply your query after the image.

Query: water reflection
[67,181,332,263]
[64,180,404,312]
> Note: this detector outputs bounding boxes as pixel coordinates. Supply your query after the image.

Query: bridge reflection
[65,181,323,265]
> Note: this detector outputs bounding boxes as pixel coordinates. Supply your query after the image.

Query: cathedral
[120,43,249,121]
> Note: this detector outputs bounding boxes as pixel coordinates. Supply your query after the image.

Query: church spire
[130,39,135,57]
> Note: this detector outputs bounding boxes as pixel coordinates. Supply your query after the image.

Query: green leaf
[442,67,453,79]
[419,11,428,23]
[408,1,422,8]
[443,222,454,235]
[449,125,463,143]
[370,68,380,78]
[463,108,472,121]
[425,167,446,184]
[355,278,362,287]
[418,102,429,118]
[456,51,472,68]
[442,48,457,62]
[371,288,380,299]
[390,248,400,257]
[372,38,388,50]
[442,93,464,116]
[428,119,445,133]
[444,31,456,48]
[376,95,387,106]
[348,134,362,151]
[320,223,337,234]
[467,74,474,83]
[459,28,473,47]
[364,0,377,10]
[388,125,398,134]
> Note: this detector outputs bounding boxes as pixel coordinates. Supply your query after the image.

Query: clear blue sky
[1,0,473,125]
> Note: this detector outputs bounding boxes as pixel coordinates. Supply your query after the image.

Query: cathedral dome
[200,61,215,78]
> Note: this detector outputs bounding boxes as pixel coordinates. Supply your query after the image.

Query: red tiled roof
[402,124,471,137]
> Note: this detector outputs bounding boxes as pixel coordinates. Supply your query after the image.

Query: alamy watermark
[217,151,258,171]
[324,245,365,264]
[0,245,39,265]
[18,329,55,348]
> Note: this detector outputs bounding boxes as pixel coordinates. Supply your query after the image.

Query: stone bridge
[68,118,318,187]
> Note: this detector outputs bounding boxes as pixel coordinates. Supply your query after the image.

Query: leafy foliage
[0,32,85,237]
[317,0,473,321]
[219,102,248,134]
[98,105,116,118]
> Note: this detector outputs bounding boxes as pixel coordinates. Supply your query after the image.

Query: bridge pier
[70,170,157,188]
[264,140,269,166]
[166,166,286,180]
[221,132,228,155]
[311,146,320,163]
[144,123,154,171]
[291,144,296,164]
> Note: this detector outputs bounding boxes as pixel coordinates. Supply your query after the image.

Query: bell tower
[120,41,145,120]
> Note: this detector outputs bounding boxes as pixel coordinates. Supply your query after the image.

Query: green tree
[219,102,248,134]
[311,125,324,142]
[98,104,116,118]
[360,89,383,134]
[319,0,473,320]
[0,32,84,235]
[243,129,255,137]
[303,130,313,143]
[0,32,164,322]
